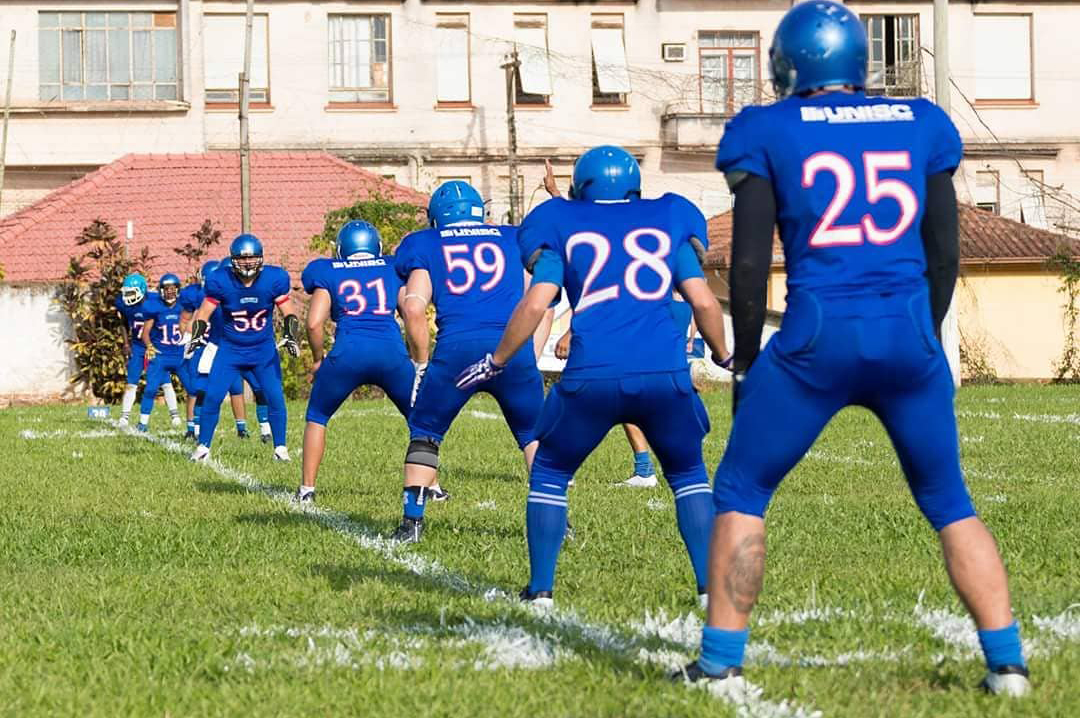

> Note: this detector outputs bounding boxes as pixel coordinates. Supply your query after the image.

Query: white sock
[259,421,271,435]
[299,485,315,497]
[162,383,178,414]
[139,413,150,425]
[121,385,138,416]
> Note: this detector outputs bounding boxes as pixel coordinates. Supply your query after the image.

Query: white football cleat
[981,667,1031,697]
[171,416,182,427]
[698,593,709,610]
[617,473,658,488]
[273,446,291,462]
[190,445,211,462]
[118,416,130,428]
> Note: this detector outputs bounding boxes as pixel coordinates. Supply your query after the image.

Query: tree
[173,219,223,282]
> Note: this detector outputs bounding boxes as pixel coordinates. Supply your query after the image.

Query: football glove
[184,320,209,360]
[278,314,301,358]
[455,353,504,390]
[411,361,428,406]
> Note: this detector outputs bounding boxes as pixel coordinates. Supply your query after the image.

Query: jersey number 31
[803,151,917,248]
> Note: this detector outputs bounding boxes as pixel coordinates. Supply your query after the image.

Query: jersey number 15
[803,151,918,248]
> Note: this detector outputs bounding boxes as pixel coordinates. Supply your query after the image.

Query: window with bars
[862,15,919,98]
[698,31,759,114]
[38,11,179,102]
[328,15,390,103]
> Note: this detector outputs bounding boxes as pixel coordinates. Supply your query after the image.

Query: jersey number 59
[803,151,918,248]
[443,243,505,294]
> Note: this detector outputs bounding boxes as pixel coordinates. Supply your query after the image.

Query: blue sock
[236,419,247,432]
[634,451,654,477]
[193,404,201,424]
[978,622,1025,671]
[700,626,749,674]
[672,478,716,592]
[256,404,269,424]
[526,480,568,594]
[187,420,195,432]
[403,486,427,520]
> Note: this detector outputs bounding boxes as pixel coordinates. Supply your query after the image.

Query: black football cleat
[237,427,251,439]
[183,429,196,442]
[519,586,554,608]
[670,661,744,684]
[260,432,272,444]
[428,484,450,502]
[294,487,315,504]
[389,517,424,544]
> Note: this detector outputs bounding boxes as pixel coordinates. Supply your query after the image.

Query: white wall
[0,285,78,401]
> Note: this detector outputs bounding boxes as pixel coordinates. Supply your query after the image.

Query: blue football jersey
[518,194,707,379]
[145,295,185,356]
[394,224,524,341]
[302,257,403,342]
[715,93,962,299]
[114,291,158,340]
[178,284,203,314]
[204,265,292,349]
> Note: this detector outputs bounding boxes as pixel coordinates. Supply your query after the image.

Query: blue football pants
[409,339,543,449]
[125,344,147,384]
[139,353,184,417]
[712,290,976,531]
[197,344,286,448]
[306,338,415,425]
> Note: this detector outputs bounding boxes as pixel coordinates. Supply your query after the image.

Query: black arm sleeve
[729,174,776,372]
[921,172,960,335]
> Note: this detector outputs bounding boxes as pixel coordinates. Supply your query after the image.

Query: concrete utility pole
[238,0,254,233]
[501,51,520,224]
[934,0,961,386]
[0,31,16,216]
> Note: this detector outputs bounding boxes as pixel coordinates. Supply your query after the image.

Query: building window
[38,11,179,102]
[328,15,390,104]
[861,15,919,97]
[698,31,759,114]
[1020,170,1048,229]
[204,14,270,104]
[591,15,630,106]
[974,14,1033,102]
[436,15,470,105]
[514,15,552,105]
[975,170,1000,215]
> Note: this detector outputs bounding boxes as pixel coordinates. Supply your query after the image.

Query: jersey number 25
[803,151,918,248]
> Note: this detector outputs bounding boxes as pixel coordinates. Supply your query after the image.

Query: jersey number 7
[803,151,918,248]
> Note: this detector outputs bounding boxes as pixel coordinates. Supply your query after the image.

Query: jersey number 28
[803,151,918,248]
[566,229,672,312]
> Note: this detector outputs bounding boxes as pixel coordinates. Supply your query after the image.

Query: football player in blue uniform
[179,259,271,442]
[296,220,416,503]
[135,273,185,430]
[390,181,547,542]
[186,234,300,462]
[675,2,1028,697]
[115,273,176,426]
[457,146,731,607]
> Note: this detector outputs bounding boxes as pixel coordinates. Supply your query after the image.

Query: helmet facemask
[232,254,263,280]
[160,283,180,304]
[121,285,145,306]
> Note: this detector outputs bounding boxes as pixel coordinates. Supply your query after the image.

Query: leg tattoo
[725,534,766,614]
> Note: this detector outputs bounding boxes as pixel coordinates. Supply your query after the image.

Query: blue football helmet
[570,145,641,202]
[200,259,220,286]
[769,1,868,99]
[428,181,484,228]
[336,220,383,260]
[158,273,181,304]
[121,273,147,306]
[229,234,264,280]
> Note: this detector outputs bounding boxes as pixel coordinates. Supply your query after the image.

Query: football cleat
[273,446,291,462]
[980,665,1031,697]
[118,416,130,428]
[170,416,182,428]
[294,486,316,504]
[135,423,148,433]
[389,517,424,544]
[428,484,450,502]
[237,427,251,439]
[519,587,554,608]
[670,661,745,686]
[617,473,658,488]
[183,429,196,441]
[190,445,211,462]
[698,593,709,611]
[261,432,272,444]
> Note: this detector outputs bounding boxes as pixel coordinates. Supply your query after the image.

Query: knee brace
[405,437,440,469]
[195,391,205,408]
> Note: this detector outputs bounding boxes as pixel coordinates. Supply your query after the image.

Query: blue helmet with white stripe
[428,181,484,228]
[336,220,383,260]
[570,146,641,202]
[229,234,264,280]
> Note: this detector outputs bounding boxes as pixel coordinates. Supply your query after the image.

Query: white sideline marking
[958,409,1080,426]
[980,494,1008,504]
[474,500,497,511]
[1034,605,1080,642]
[646,498,667,512]
[114,419,817,718]
[469,410,500,420]
[20,428,119,440]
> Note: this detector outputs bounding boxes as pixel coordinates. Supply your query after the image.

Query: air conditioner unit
[662,43,686,62]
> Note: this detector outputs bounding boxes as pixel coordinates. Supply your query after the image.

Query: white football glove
[455,353,504,390]
[411,361,428,406]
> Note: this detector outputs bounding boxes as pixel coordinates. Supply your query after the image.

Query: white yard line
[113,419,819,718]
[958,409,1080,426]
[20,428,121,439]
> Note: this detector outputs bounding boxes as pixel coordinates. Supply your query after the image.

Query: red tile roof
[703,204,1078,270]
[0,152,428,284]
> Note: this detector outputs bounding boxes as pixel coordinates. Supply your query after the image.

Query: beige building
[1,0,1079,234]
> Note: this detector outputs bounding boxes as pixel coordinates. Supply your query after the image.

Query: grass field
[1,384,1079,717]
